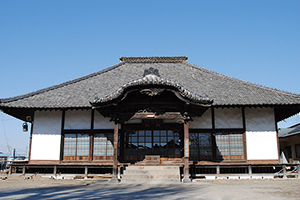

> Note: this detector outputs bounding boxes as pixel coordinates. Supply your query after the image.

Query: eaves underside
[1,103,299,110]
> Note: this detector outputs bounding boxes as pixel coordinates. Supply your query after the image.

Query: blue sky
[0,0,299,154]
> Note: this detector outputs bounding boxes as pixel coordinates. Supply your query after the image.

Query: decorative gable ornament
[143,67,160,77]
[92,67,212,105]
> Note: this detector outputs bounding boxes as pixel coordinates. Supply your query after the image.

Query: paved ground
[0,175,300,199]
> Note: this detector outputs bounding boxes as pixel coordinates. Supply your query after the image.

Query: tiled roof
[1,56,300,109]
[278,123,300,137]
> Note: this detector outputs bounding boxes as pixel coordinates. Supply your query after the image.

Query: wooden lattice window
[215,132,244,160]
[189,133,213,160]
[123,129,181,161]
[63,133,89,161]
[93,133,114,159]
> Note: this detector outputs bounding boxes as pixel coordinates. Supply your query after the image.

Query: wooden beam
[89,109,94,161]
[274,108,281,163]
[211,107,216,160]
[28,121,34,162]
[184,123,189,158]
[120,124,125,162]
[59,110,65,162]
[242,107,247,161]
[130,112,185,121]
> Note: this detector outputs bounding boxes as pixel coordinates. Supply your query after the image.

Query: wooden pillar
[28,122,34,162]
[59,110,66,161]
[183,122,191,182]
[89,109,95,161]
[111,123,119,183]
[274,109,281,163]
[120,126,125,161]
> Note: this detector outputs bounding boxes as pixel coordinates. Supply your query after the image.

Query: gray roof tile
[0,56,300,109]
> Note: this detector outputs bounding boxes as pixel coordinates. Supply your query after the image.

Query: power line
[1,112,11,153]
[0,119,15,121]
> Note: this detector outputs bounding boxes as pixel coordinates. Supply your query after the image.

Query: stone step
[124,168,179,173]
[135,155,162,165]
[123,169,179,175]
[121,178,180,183]
[122,165,181,182]
[123,174,180,178]
[124,165,179,170]
[122,174,151,179]
[161,160,183,165]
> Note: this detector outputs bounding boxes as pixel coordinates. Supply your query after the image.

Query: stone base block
[205,176,216,180]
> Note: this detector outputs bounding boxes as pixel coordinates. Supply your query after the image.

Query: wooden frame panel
[62,128,114,162]
[121,124,183,162]
[189,129,246,162]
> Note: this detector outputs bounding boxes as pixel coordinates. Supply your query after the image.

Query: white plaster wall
[94,111,115,129]
[214,108,243,129]
[33,110,62,134]
[245,107,275,131]
[31,134,61,160]
[189,109,212,129]
[31,110,62,160]
[64,110,91,129]
[246,131,279,160]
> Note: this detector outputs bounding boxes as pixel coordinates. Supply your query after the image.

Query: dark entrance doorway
[122,123,183,162]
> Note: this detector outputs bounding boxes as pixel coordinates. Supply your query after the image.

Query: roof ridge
[0,61,126,103]
[183,61,300,98]
[120,56,188,63]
